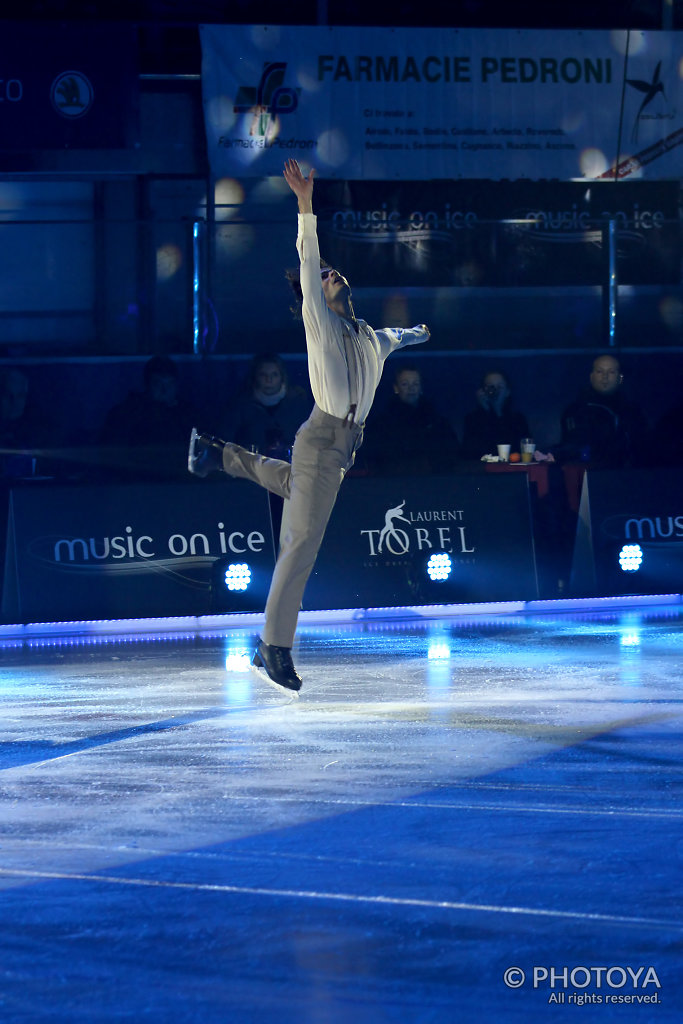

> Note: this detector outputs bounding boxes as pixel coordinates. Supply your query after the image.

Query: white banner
[200,25,683,181]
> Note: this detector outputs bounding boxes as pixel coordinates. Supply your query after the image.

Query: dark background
[0,1,681,483]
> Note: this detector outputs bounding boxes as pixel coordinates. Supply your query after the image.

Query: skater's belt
[310,405,365,433]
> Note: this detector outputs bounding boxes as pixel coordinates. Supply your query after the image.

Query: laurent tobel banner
[303,472,538,609]
[200,25,683,180]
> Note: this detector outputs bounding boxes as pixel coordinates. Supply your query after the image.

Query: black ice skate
[252,637,302,693]
[187,427,224,477]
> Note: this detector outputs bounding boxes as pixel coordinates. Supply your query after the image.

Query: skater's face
[320,267,351,307]
[255,362,284,396]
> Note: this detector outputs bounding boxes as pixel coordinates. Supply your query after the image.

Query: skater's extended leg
[188,428,291,499]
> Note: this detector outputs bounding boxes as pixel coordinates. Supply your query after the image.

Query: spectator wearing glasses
[461,370,530,461]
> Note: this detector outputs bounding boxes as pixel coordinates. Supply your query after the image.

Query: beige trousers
[222,405,363,647]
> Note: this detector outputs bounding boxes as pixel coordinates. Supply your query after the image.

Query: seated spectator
[461,370,530,460]
[0,368,55,477]
[558,354,646,467]
[361,365,460,476]
[99,355,198,480]
[222,352,312,460]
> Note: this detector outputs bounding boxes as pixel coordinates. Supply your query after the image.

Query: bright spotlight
[620,633,641,648]
[225,649,252,672]
[427,553,452,581]
[619,545,643,572]
[224,563,252,591]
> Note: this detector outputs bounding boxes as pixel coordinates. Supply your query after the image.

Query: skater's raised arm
[283,158,315,214]
[283,159,347,350]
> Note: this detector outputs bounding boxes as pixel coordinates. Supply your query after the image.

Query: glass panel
[205,216,682,354]
[0,176,679,357]
[0,182,95,353]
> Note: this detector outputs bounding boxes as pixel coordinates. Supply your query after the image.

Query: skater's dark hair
[285,257,333,319]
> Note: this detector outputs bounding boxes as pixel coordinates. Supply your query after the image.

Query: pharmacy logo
[234,62,300,136]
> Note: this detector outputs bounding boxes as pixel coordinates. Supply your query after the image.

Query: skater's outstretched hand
[283,159,315,214]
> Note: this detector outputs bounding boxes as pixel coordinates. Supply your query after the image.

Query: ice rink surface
[0,600,681,1022]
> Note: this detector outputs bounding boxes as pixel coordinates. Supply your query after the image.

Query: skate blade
[250,662,301,698]
[187,427,199,474]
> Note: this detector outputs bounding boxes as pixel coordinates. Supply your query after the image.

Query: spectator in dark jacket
[99,355,198,479]
[223,352,312,461]
[462,370,530,460]
[362,365,460,475]
[559,354,646,467]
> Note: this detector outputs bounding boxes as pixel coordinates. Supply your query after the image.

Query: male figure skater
[188,159,430,693]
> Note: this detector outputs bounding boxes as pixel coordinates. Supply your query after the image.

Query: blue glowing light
[427,641,451,660]
[225,649,252,672]
[620,633,641,647]
[192,221,201,355]
[224,563,251,591]
[619,544,643,572]
[427,553,452,582]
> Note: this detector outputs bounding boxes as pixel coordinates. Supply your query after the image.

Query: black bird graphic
[626,60,666,142]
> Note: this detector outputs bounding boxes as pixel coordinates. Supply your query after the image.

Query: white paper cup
[497,444,511,462]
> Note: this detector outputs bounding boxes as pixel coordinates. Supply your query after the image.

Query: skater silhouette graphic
[378,500,411,554]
